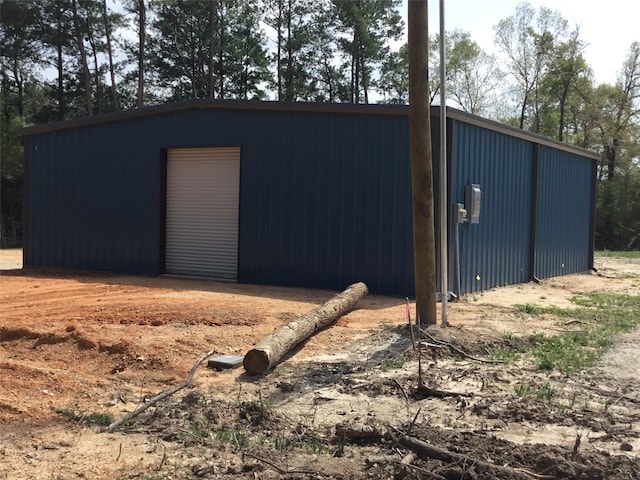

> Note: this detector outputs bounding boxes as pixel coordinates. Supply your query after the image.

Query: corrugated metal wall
[452,121,534,294]
[23,106,418,296]
[22,102,596,297]
[24,124,162,274]
[450,121,596,296]
[237,110,415,295]
[534,146,595,278]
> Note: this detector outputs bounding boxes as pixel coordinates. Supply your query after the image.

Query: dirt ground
[1,248,639,479]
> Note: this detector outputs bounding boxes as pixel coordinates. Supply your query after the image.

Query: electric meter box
[465,184,482,224]
[452,203,467,224]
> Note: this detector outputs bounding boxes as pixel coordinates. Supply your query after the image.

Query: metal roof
[20,99,600,161]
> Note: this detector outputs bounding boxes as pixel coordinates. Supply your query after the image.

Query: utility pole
[408,0,437,326]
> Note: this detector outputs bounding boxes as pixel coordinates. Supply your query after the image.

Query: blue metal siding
[25,124,162,274]
[23,102,596,297]
[535,146,594,278]
[452,122,533,294]
[24,108,416,295]
[238,110,415,295]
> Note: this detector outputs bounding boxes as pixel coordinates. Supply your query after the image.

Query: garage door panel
[166,147,240,280]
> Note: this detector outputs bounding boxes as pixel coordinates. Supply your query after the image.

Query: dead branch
[416,384,473,399]
[335,422,386,443]
[391,428,550,480]
[407,407,421,436]
[572,433,582,459]
[391,378,410,411]
[400,460,447,480]
[243,452,327,476]
[566,380,640,404]
[365,454,447,480]
[451,366,478,381]
[420,329,505,364]
[106,349,218,431]
[365,454,401,465]
[563,320,586,326]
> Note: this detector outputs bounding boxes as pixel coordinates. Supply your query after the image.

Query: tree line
[1,0,639,251]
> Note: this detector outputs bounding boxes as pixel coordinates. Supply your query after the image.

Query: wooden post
[243,282,368,375]
[408,0,437,326]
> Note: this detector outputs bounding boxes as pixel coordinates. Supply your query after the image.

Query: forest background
[1,0,639,251]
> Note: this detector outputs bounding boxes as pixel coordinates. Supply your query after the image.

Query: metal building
[20,100,598,297]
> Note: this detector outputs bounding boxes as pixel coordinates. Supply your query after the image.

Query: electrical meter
[465,184,481,224]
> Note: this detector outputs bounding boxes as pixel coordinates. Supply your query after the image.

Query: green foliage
[0,98,24,247]
[150,0,270,100]
[379,356,405,371]
[304,432,326,454]
[596,250,640,258]
[514,383,533,397]
[493,2,568,130]
[596,164,640,251]
[428,30,501,115]
[271,433,293,452]
[331,0,403,103]
[536,382,556,402]
[514,303,573,317]
[54,408,113,426]
[263,0,319,101]
[215,428,248,449]
[515,303,542,315]
[378,43,408,104]
[501,293,640,374]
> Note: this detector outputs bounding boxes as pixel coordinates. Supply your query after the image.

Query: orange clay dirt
[1,248,639,480]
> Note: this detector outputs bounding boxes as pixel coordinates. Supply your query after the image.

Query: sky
[423,0,640,85]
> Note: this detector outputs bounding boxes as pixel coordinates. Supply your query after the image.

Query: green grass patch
[514,303,574,317]
[536,382,557,403]
[595,250,640,258]
[379,357,405,371]
[215,428,248,449]
[497,293,640,374]
[54,408,113,427]
[514,383,533,397]
[493,333,527,362]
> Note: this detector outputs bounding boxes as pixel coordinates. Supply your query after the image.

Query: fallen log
[394,431,551,480]
[243,282,368,375]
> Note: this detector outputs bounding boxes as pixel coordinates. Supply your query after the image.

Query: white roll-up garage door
[165,147,240,280]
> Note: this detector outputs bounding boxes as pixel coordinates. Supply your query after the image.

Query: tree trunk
[87,34,101,114]
[207,0,216,99]
[518,91,527,129]
[275,0,283,100]
[56,40,64,120]
[360,49,369,104]
[408,0,437,326]
[11,59,24,117]
[605,139,618,181]
[137,0,146,108]
[558,88,567,141]
[350,30,357,103]
[243,282,368,375]
[218,6,225,99]
[71,0,93,116]
[284,0,293,101]
[102,0,119,110]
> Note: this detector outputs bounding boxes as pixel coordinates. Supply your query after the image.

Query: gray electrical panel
[452,203,467,224]
[465,184,482,224]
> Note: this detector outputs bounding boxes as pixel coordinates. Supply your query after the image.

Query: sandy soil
[1,248,639,479]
